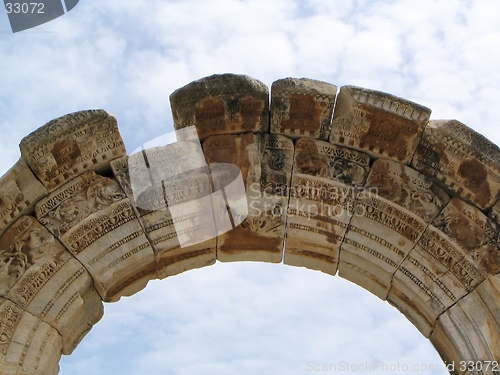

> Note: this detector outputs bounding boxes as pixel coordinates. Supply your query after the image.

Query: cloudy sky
[1,0,500,374]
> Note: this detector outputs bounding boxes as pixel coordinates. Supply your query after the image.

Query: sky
[1,0,500,374]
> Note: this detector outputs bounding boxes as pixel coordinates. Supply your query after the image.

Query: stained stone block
[431,290,500,372]
[35,171,155,302]
[270,78,337,140]
[0,216,103,354]
[284,139,369,274]
[338,194,427,300]
[329,86,431,164]
[434,197,500,275]
[412,120,500,211]
[170,74,269,140]
[293,138,370,186]
[0,159,47,237]
[388,232,472,337]
[0,298,62,375]
[366,158,450,223]
[204,133,293,262]
[20,109,126,192]
[111,140,218,279]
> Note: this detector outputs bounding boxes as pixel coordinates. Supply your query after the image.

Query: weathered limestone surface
[19,110,126,192]
[35,171,156,302]
[270,78,337,140]
[0,159,47,237]
[330,86,431,164]
[170,74,269,140]
[0,216,103,354]
[1,73,500,374]
[0,298,62,375]
[412,119,500,211]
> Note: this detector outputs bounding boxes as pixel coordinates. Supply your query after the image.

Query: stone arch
[0,74,499,374]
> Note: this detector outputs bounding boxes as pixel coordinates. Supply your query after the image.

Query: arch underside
[0,74,499,374]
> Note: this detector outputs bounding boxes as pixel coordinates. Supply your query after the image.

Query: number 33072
[5,3,45,14]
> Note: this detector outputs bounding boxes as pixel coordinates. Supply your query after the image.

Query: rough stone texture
[412,119,500,211]
[270,78,337,140]
[170,74,269,140]
[1,74,500,373]
[35,171,156,302]
[0,298,62,375]
[19,110,126,192]
[330,86,431,164]
[110,137,217,279]
[0,159,47,237]
[284,138,370,275]
[366,158,450,223]
[0,216,103,354]
[203,133,293,262]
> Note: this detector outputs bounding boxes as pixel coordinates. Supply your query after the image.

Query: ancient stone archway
[0,74,499,375]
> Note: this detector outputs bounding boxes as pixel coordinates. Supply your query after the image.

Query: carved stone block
[270,78,337,140]
[0,216,103,354]
[20,110,126,192]
[330,86,431,164]
[170,74,269,140]
[338,195,427,300]
[35,171,155,301]
[431,289,500,370]
[110,140,218,278]
[293,138,370,186]
[412,120,500,211]
[366,158,450,223]
[388,237,471,337]
[434,197,500,275]
[0,159,47,237]
[204,133,293,262]
[283,139,368,274]
[0,298,62,375]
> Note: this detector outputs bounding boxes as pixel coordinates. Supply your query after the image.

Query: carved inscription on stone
[204,133,293,262]
[338,195,427,300]
[366,159,450,223]
[170,74,269,140]
[434,197,500,275]
[20,110,126,191]
[330,86,431,164]
[35,171,155,301]
[0,298,62,375]
[412,120,500,210]
[0,216,103,354]
[270,78,337,140]
[0,159,47,237]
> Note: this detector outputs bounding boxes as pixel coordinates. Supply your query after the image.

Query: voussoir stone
[20,109,126,192]
[0,215,103,354]
[270,78,337,140]
[330,86,431,164]
[0,298,62,375]
[35,171,156,302]
[411,119,500,211]
[0,159,47,237]
[170,74,269,140]
[365,158,450,223]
